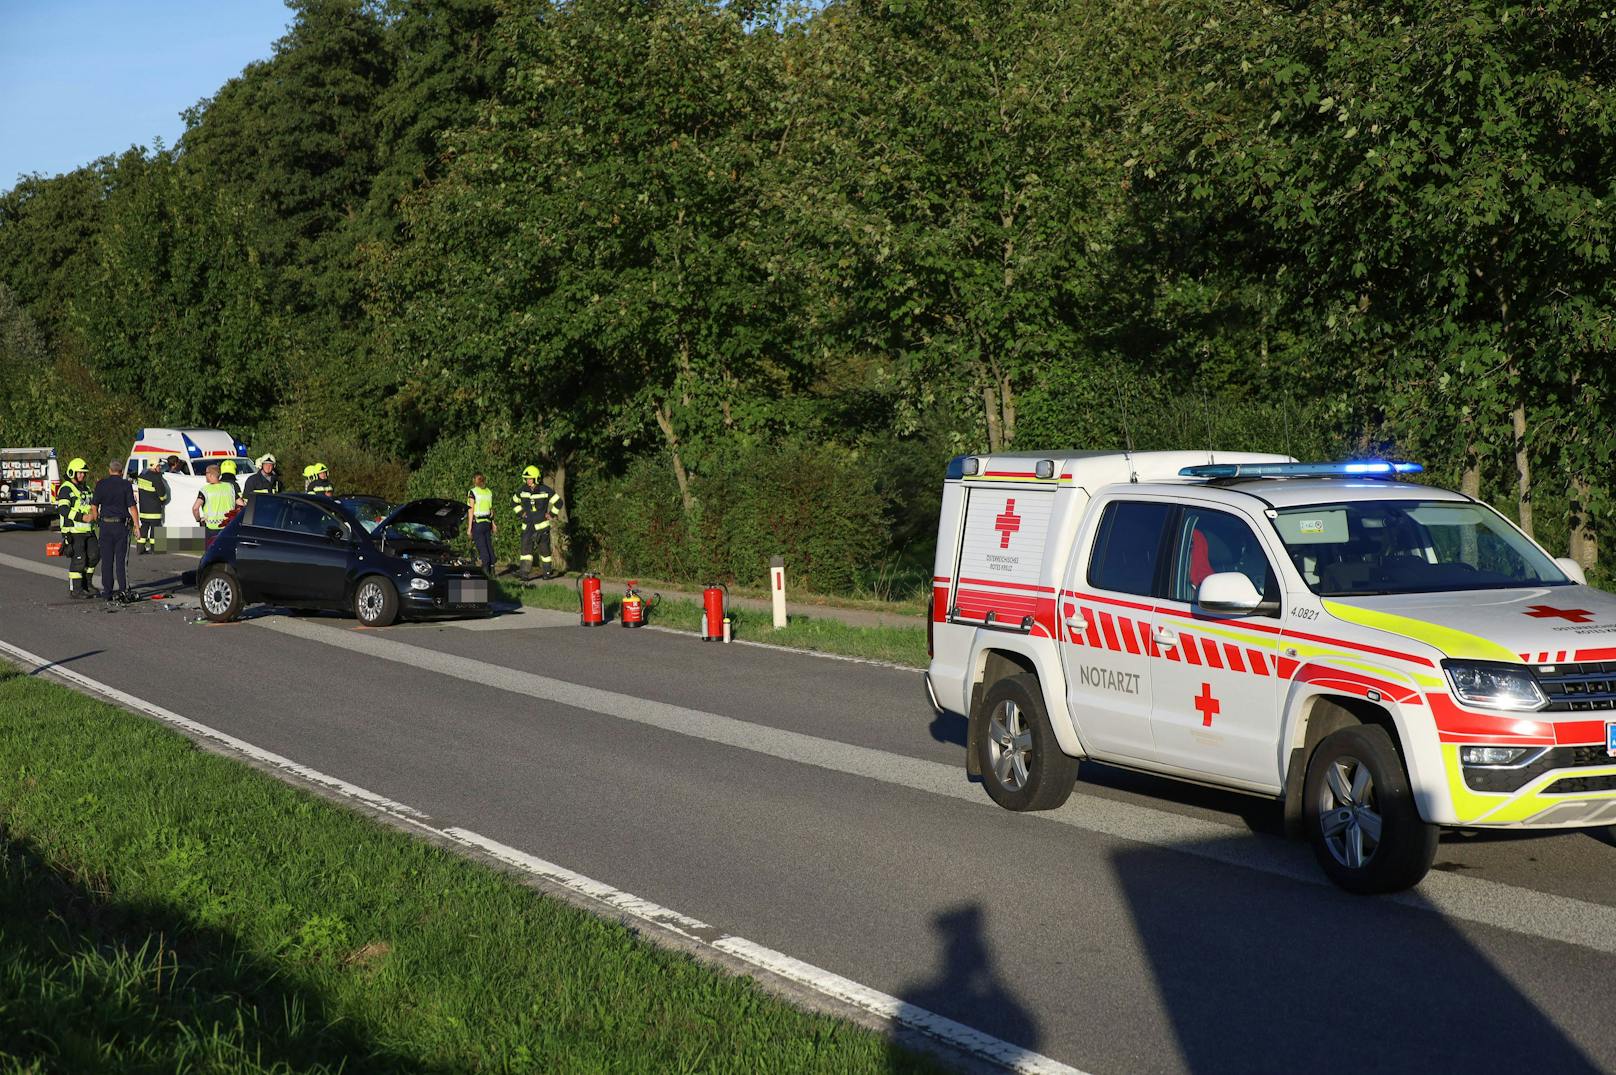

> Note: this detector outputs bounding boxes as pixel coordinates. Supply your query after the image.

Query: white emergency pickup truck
[927,451,1616,893]
[0,447,61,529]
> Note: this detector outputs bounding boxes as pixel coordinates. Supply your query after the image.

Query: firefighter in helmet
[55,457,98,597]
[134,456,171,554]
[512,465,561,580]
[307,462,334,497]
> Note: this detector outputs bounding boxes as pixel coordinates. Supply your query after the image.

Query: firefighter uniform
[512,466,560,579]
[468,482,495,574]
[55,461,98,597]
[307,463,334,497]
[241,454,281,499]
[220,459,241,503]
[135,464,170,553]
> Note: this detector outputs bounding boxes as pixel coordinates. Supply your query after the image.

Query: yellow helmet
[315,462,328,476]
[303,464,317,479]
[522,465,541,481]
[66,457,87,474]
[220,460,237,475]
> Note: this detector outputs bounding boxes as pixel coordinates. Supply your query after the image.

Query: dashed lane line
[0,635,1083,1075]
[253,614,1616,956]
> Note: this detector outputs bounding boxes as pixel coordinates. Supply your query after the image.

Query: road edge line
[0,636,1086,1075]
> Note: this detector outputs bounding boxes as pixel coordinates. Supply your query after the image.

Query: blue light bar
[1179,460,1424,480]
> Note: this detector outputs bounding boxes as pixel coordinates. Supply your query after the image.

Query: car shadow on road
[1108,839,1604,1074]
[888,904,1043,1070]
[928,708,968,748]
[0,833,453,1073]
[23,650,102,675]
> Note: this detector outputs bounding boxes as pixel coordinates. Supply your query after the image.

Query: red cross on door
[994,499,1022,549]
[1194,682,1220,727]
[1524,605,1594,623]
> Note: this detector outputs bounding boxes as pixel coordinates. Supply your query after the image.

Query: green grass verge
[0,663,943,1074]
[501,582,930,668]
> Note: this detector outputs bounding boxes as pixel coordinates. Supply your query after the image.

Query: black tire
[353,576,399,628]
[199,567,243,623]
[1303,724,1438,894]
[975,673,1079,812]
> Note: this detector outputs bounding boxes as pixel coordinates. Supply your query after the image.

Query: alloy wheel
[1317,755,1382,870]
[987,699,1034,791]
[202,576,233,615]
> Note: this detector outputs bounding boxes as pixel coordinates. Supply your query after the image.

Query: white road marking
[0,636,1084,1075]
[254,615,1616,955]
[0,547,70,580]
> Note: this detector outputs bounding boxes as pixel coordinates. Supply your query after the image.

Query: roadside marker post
[770,555,787,629]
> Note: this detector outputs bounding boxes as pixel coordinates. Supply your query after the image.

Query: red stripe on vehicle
[1180,633,1202,666]
[1430,694,1555,744]
[1247,649,1269,675]
[1574,647,1616,662]
[1223,644,1247,673]
[1064,590,1157,615]
[957,577,1057,593]
[932,584,948,623]
[1137,619,1158,658]
[1280,628,1435,667]
[1275,657,1298,679]
[1553,720,1608,746]
[1100,611,1122,652]
[1082,608,1102,649]
[1556,651,1567,663]
[1157,606,1285,636]
[1201,637,1224,669]
[1117,615,1141,654]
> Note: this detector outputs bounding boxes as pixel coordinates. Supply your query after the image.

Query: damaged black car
[197,493,490,626]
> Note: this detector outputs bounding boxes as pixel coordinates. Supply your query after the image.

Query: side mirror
[1197,571,1264,615]
[326,525,347,543]
[1554,557,1588,585]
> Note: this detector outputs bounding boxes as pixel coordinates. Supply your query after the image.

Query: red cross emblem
[1525,605,1594,624]
[993,499,1022,549]
[1193,682,1220,728]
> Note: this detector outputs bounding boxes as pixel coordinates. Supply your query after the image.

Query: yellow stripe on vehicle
[1443,744,1616,825]
[1323,601,1520,663]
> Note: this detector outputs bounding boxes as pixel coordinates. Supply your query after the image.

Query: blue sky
[0,0,293,192]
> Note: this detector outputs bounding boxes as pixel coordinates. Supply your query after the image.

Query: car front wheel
[200,568,243,623]
[976,673,1079,812]
[353,576,399,628]
[1304,724,1438,894]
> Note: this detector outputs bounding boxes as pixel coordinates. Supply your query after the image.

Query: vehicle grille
[1462,744,1616,793]
[1546,774,1616,795]
[1535,661,1616,712]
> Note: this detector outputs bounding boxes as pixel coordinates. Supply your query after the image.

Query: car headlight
[409,577,433,591]
[1443,661,1546,712]
[411,559,433,576]
[1459,745,1542,767]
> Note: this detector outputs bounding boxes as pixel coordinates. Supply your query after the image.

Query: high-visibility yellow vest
[56,480,92,533]
[200,481,235,528]
[469,486,493,520]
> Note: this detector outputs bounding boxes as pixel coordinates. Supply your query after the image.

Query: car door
[232,495,290,600]
[265,499,354,603]
[1059,498,1174,762]
[1148,503,1285,789]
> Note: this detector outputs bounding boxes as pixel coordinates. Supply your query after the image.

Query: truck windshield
[1271,500,1571,596]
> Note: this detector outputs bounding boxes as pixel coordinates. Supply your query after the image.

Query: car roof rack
[1178,460,1423,481]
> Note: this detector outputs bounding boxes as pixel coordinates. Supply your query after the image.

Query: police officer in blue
[90,458,141,603]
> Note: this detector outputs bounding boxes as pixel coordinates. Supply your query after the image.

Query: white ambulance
[124,428,255,533]
[927,451,1616,893]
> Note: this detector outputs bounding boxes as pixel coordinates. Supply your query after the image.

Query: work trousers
[67,531,99,593]
[519,523,552,575]
[139,517,160,551]
[98,522,130,597]
[471,520,495,574]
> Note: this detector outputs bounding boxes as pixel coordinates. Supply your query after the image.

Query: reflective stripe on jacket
[469,486,493,519]
[200,481,235,528]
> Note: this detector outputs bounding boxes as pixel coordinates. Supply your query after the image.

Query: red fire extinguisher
[578,572,606,627]
[620,580,657,628]
[701,583,729,642]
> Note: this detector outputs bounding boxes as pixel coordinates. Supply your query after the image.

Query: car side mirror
[1554,557,1587,585]
[1197,571,1264,615]
[326,525,347,543]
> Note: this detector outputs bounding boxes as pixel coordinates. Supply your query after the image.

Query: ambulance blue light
[1178,460,1424,480]
[182,433,202,457]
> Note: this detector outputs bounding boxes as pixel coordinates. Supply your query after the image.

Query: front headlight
[1443,661,1546,712]
[409,577,433,591]
[411,559,433,576]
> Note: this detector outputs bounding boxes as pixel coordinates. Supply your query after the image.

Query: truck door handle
[1064,616,1086,635]
[237,539,259,547]
[1153,626,1178,648]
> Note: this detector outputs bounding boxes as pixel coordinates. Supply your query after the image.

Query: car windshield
[339,496,396,533]
[1272,500,1571,596]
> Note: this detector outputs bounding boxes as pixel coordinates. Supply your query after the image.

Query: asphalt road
[2,524,1614,1074]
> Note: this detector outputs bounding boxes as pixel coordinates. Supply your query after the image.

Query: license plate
[1608,722,1616,758]
[449,579,487,605]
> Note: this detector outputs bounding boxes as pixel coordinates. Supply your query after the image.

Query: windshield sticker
[1299,519,1325,534]
[1275,509,1347,544]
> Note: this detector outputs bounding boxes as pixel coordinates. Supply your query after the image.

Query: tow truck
[927,451,1615,892]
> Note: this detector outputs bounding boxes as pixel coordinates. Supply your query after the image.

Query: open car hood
[375,498,465,536]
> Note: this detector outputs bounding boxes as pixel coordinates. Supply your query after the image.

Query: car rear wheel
[354,576,398,628]
[200,568,243,623]
[976,673,1079,812]
[1304,724,1438,894]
